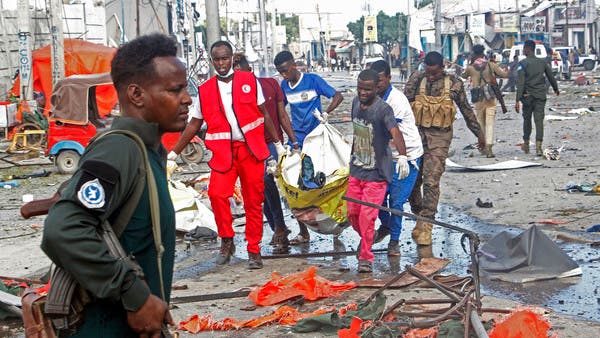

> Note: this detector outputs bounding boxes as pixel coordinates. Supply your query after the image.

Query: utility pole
[49,0,65,86]
[17,0,32,100]
[515,0,520,42]
[434,0,442,51]
[405,2,412,78]
[136,0,140,37]
[205,0,220,75]
[258,0,269,75]
[0,1,14,79]
[564,2,569,46]
[271,6,278,59]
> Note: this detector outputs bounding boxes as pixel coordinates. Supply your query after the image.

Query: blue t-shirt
[281,72,337,146]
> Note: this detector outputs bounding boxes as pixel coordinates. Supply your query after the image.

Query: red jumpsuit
[200,71,270,254]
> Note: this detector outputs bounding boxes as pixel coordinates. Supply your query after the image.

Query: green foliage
[280,15,299,44]
[346,11,407,48]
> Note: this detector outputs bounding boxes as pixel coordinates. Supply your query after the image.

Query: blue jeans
[264,142,287,232]
[378,157,421,241]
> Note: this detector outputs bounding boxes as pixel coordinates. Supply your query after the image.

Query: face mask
[217,67,234,78]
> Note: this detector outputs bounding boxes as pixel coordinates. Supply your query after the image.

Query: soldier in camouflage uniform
[404,52,484,246]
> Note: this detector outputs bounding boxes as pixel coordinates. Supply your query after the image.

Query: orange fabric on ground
[337,317,363,338]
[488,310,552,338]
[248,266,356,306]
[178,305,337,333]
[404,327,438,338]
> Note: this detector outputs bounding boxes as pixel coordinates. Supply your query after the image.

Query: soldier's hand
[515,101,521,113]
[554,89,560,96]
[127,294,169,336]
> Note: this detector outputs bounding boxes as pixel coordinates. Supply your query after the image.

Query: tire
[583,60,595,71]
[55,150,80,174]
[14,123,45,148]
[180,142,204,164]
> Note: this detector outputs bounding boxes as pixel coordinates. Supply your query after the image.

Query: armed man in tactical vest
[170,40,283,269]
[461,44,508,158]
[404,51,484,247]
[515,40,560,156]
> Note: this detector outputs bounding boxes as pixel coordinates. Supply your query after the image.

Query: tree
[347,11,407,53]
[280,15,299,44]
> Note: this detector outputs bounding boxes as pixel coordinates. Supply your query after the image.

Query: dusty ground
[1,69,600,337]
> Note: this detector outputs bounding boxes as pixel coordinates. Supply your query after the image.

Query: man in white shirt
[370,60,424,256]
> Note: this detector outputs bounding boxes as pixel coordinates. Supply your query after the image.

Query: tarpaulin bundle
[278,122,351,235]
[488,309,553,338]
[177,304,357,333]
[10,39,117,119]
[248,266,356,306]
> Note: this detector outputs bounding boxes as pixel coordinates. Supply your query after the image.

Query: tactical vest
[410,76,457,128]
[200,71,270,173]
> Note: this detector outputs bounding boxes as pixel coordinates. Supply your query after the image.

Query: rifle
[489,78,508,113]
[484,63,508,113]
[20,181,69,219]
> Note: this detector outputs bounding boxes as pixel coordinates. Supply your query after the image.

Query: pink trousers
[346,176,388,262]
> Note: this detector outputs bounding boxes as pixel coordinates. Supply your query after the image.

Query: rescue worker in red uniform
[170,41,283,269]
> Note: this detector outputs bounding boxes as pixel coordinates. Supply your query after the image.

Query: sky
[269,0,415,32]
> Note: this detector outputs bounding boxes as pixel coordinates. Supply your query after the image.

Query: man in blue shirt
[274,51,343,147]
[274,51,343,244]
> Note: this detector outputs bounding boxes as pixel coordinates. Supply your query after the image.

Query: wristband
[292,141,299,146]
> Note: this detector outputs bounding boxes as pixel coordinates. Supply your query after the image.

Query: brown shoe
[485,145,495,158]
[248,252,263,269]
[521,140,530,154]
[216,237,235,265]
[411,220,433,246]
[535,141,543,156]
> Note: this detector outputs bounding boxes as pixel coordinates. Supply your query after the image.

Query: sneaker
[373,226,390,244]
[358,260,372,273]
[387,240,401,256]
[216,237,235,265]
[248,252,263,269]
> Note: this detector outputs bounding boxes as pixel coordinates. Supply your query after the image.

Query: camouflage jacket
[404,70,483,138]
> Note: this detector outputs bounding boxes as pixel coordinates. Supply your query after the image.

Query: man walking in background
[515,40,560,156]
[461,44,507,158]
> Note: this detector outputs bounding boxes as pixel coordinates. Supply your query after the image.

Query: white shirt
[385,86,424,161]
[189,95,202,120]
[214,78,265,141]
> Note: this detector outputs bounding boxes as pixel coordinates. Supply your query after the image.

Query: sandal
[289,234,310,245]
[272,243,290,254]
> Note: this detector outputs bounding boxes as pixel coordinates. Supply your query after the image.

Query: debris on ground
[488,309,552,338]
[248,266,356,306]
[476,198,494,208]
[480,225,582,283]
